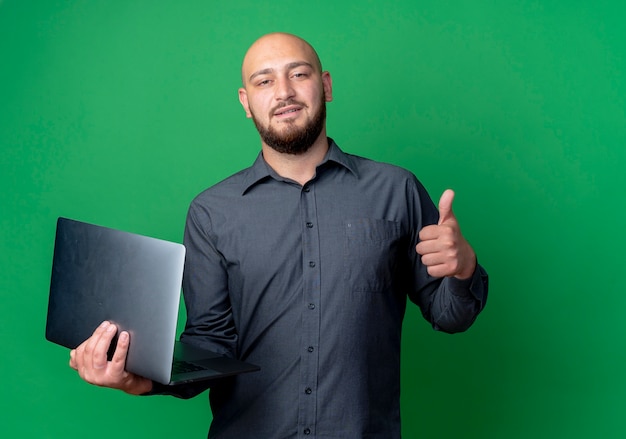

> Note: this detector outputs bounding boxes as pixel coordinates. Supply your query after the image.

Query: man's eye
[292,72,308,79]
[257,79,271,86]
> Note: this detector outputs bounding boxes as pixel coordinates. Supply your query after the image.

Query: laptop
[45,217,260,385]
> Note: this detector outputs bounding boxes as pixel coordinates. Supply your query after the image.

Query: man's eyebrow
[285,61,314,71]
[249,68,273,82]
[248,61,315,82]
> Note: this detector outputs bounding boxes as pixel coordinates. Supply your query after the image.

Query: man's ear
[322,71,333,102]
[238,88,252,118]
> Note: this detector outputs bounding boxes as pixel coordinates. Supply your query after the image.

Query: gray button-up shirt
[163,139,488,438]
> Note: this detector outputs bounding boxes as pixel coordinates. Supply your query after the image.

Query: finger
[425,263,450,279]
[92,323,118,370]
[418,224,440,242]
[417,223,456,254]
[79,321,108,364]
[438,189,455,225]
[109,331,130,376]
[415,240,440,261]
[420,248,457,267]
[69,349,77,370]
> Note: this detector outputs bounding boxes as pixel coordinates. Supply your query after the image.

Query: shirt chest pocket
[344,218,404,293]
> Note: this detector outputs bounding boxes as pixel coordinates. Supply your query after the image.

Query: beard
[251,98,326,155]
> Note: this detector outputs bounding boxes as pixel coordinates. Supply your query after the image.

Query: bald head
[241,33,323,86]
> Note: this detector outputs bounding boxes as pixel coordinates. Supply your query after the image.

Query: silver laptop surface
[46,217,259,385]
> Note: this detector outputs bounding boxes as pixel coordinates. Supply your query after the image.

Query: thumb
[438,189,456,225]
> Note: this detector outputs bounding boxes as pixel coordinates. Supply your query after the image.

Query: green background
[1,0,624,437]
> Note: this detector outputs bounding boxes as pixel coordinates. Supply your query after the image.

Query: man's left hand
[415,189,477,279]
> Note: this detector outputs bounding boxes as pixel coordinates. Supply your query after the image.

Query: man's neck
[261,135,329,186]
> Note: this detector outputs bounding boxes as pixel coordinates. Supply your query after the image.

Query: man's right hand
[69,321,153,395]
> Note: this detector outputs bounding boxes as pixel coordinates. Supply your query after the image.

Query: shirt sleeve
[143,199,240,399]
[180,198,239,355]
[429,265,489,332]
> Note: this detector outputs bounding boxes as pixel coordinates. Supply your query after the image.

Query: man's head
[238,33,333,155]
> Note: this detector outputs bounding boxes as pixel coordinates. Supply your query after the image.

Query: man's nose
[275,78,295,101]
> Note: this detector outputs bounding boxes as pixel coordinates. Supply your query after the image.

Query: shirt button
[304,428,311,435]
[307,346,314,353]
[306,222,313,228]
[309,261,316,268]
[305,387,312,394]
[303,186,310,193]
[308,303,315,310]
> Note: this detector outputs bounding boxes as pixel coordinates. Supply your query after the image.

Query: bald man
[70,33,488,438]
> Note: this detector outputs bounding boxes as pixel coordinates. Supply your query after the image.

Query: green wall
[2,1,625,437]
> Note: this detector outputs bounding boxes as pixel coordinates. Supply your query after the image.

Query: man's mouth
[274,105,303,117]
[277,108,299,115]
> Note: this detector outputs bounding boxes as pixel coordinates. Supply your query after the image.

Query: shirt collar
[240,138,359,195]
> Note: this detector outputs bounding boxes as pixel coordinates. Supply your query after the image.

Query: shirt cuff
[446,264,488,303]
[140,381,162,396]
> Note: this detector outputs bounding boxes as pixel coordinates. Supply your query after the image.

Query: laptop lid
[46,217,259,385]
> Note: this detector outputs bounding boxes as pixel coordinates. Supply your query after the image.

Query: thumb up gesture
[415,189,477,279]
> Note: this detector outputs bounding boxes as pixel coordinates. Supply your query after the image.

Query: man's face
[238,34,333,154]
